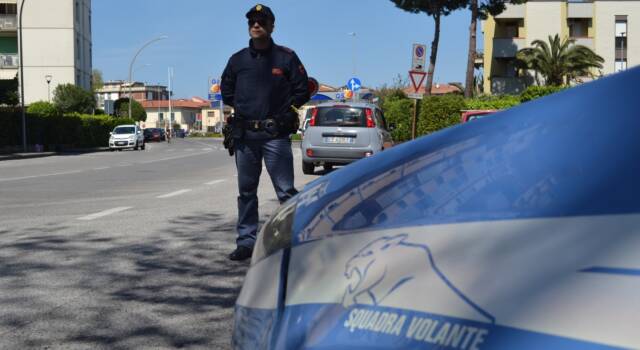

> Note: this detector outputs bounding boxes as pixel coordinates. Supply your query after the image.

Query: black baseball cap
[246,4,275,22]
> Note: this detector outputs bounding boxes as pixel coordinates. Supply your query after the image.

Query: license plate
[323,137,355,144]
[116,141,127,146]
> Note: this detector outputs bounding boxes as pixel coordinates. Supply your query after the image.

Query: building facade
[141,98,210,132]
[0,0,92,104]
[483,0,639,94]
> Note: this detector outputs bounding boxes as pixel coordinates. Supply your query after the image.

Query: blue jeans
[235,138,297,249]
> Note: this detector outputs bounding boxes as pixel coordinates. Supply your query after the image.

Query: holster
[222,116,237,156]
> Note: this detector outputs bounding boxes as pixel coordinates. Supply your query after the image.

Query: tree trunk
[425,13,441,97]
[464,0,478,98]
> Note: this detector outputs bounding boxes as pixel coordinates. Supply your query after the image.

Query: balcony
[493,38,526,58]
[495,4,525,19]
[0,54,18,68]
[491,77,529,95]
[568,1,593,19]
[572,37,594,50]
[0,14,17,31]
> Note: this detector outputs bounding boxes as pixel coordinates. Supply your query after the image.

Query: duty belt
[237,118,279,132]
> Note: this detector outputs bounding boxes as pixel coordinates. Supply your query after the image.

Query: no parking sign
[412,43,426,71]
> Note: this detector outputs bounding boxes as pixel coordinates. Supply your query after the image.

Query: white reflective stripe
[286,214,640,349]
[237,250,282,309]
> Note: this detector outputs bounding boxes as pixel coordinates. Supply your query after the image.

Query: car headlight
[252,196,298,265]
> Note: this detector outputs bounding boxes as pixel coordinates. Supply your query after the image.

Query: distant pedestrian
[221,3,310,261]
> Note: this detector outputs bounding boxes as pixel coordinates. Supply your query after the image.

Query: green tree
[52,83,96,114]
[417,94,466,136]
[92,69,104,91]
[463,0,526,97]
[390,0,467,96]
[0,75,19,106]
[114,98,146,122]
[516,34,604,86]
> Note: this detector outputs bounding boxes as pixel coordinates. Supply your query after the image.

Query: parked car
[109,124,145,151]
[159,128,166,141]
[143,128,163,142]
[460,109,499,123]
[300,102,394,175]
[233,68,640,349]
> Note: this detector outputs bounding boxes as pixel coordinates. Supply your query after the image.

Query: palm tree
[516,34,604,86]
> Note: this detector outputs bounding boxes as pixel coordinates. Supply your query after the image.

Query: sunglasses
[248,18,269,27]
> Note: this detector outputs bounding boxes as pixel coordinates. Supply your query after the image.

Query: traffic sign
[347,78,361,92]
[412,43,427,71]
[407,92,424,100]
[409,70,428,93]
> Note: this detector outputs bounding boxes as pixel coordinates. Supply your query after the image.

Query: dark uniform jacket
[221,39,310,139]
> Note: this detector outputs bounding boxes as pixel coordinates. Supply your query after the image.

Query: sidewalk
[0,147,109,161]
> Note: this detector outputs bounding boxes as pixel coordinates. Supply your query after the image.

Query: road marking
[167,149,175,152]
[201,148,213,151]
[77,206,132,221]
[205,179,226,186]
[0,170,83,182]
[185,148,195,151]
[156,189,192,199]
[93,167,110,170]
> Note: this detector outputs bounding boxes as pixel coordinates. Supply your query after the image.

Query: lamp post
[18,0,27,152]
[45,74,52,102]
[128,35,167,120]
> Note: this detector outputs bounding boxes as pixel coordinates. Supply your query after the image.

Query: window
[170,112,175,122]
[375,109,386,129]
[615,16,627,72]
[568,19,590,38]
[0,4,17,14]
[147,92,152,100]
[159,112,164,122]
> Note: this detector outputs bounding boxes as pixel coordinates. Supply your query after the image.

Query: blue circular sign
[415,46,425,58]
[347,78,362,92]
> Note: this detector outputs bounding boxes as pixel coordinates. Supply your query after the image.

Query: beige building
[141,98,209,132]
[201,105,233,133]
[0,0,92,104]
[483,0,639,94]
[95,80,169,112]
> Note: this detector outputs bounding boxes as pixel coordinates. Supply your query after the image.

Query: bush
[417,95,466,136]
[519,85,566,103]
[383,97,414,142]
[52,84,96,114]
[464,95,521,110]
[27,101,61,117]
[0,110,134,149]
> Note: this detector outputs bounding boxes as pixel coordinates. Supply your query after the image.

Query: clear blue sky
[93,0,481,99]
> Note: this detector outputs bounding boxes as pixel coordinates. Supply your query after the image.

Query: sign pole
[412,98,418,140]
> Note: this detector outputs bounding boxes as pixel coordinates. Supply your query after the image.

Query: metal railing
[0,54,19,68]
[0,14,17,30]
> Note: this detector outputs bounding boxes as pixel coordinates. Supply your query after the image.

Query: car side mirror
[109,132,113,135]
[388,123,396,131]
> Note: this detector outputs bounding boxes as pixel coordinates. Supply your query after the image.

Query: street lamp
[45,74,52,102]
[128,35,168,120]
[18,0,27,152]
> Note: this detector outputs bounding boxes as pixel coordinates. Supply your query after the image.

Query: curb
[0,147,110,162]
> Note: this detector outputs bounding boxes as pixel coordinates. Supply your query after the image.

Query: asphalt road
[0,138,318,349]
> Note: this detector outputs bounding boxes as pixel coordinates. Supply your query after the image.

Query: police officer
[221,4,310,261]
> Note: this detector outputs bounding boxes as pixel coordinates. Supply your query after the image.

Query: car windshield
[316,107,367,127]
[113,127,135,134]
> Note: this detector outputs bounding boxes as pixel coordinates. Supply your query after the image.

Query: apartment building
[95,80,169,111]
[482,0,639,94]
[0,0,91,104]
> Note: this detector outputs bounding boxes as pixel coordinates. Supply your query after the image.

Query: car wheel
[133,142,139,151]
[302,161,315,175]
[323,164,333,171]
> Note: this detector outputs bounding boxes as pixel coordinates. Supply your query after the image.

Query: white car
[109,124,145,151]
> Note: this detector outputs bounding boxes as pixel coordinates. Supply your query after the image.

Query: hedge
[1,108,134,150]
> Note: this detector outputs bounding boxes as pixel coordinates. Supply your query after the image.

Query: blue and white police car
[233,67,640,349]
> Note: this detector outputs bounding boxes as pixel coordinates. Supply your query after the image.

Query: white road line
[201,148,213,151]
[137,151,212,164]
[77,206,132,221]
[185,148,195,151]
[93,167,110,170]
[156,189,192,199]
[167,149,175,152]
[205,179,226,186]
[0,170,83,182]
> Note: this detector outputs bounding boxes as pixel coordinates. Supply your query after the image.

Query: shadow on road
[0,212,248,349]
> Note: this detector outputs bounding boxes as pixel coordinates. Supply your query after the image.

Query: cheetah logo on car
[341,234,494,323]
